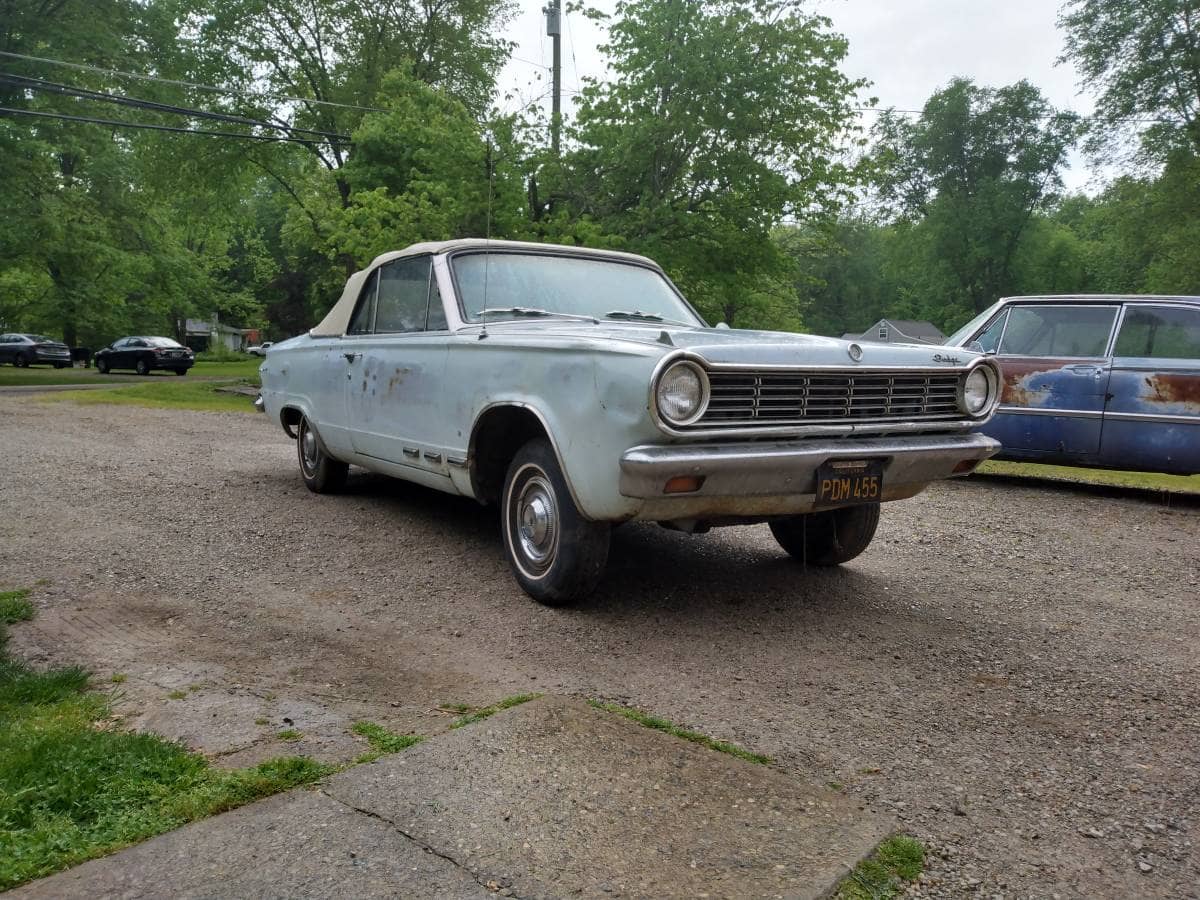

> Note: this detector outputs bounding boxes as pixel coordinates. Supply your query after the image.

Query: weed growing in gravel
[0,615,332,890]
[351,721,424,762]
[276,729,302,742]
[0,589,33,624]
[588,700,772,765]
[110,674,127,684]
[448,693,541,729]
[835,834,925,899]
[167,690,187,700]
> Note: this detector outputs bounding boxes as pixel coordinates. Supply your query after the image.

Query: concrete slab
[14,696,890,899]
[325,695,890,899]
[11,789,489,900]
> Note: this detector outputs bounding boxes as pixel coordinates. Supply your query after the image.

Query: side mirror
[714,322,731,330]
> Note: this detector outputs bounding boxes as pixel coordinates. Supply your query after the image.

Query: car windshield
[944,302,1004,347]
[145,337,184,348]
[451,252,705,326]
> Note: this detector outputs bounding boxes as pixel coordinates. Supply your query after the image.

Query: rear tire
[135,358,150,376]
[297,415,348,493]
[501,438,610,605]
[15,353,29,368]
[173,368,187,376]
[769,504,881,566]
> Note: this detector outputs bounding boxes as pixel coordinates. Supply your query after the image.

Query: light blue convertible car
[260,240,1001,603]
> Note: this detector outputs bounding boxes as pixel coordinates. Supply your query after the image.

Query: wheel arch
[468,402,583,511]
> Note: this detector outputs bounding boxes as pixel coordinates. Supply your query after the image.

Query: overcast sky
[496,0,1102,193]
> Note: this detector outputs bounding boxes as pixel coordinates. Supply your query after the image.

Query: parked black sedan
[95,337,195,375]
[0,333,72,368]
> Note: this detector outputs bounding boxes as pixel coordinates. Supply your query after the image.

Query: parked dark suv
[0,333,71,368]
[95,336,195,375]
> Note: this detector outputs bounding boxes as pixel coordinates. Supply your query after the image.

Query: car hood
[467,322,978,369]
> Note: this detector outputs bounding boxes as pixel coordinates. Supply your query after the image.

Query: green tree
[871,78,1079,319]
[548,0,866,327]
[1059,0,1200,158]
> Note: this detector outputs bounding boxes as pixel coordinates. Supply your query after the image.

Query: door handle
[1064,364,1106,378]
[343,352,361,363]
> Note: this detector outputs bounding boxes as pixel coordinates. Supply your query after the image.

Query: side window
[974,311,1008,353]
[1113,306,1200,359]
[999,305,1118,357]
[375,257,433,334]
[426,275,448,331]
[347,270,379,335]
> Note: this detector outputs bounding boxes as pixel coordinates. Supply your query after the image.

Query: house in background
[841,318,947,346]
[182,316,256,352]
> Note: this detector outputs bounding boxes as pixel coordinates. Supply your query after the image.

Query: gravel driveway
[1,397,1197,898]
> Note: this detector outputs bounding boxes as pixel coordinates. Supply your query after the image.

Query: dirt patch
[1,396,1198,897]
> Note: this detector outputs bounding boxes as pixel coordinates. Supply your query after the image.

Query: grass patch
[0,367,106,387]
[350,721,424,762]
[190,359,262,380]
[44,381,258,414]
[0,589,33,624]
[166,690,187,700]
[448,693,541,729]
[276,729,302,742]
[976,459,1200,494]
[835,834,925,899]
[0,615,331,890]
[588,700,771,765]
[110,674,127,684]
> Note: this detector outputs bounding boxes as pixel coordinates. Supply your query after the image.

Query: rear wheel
[501,438,610,605]
[297,415,348,493]
[173,368,187,376]
[54,362,69,369]
[135,358,150,376]
[769,504,881,566]
[15,353,29,368]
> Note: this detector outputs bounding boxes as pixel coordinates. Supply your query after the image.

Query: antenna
[480,131,494,340]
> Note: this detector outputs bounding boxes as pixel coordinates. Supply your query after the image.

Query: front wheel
[297,415,348,493]
[769,504,881,566]
[501,438,610,606]
[96,358,109,374]
[135,358,150,376]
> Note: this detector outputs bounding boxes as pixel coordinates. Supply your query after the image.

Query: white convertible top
[310,239,659,337]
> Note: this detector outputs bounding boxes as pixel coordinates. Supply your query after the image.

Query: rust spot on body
[1144,374,1200,408]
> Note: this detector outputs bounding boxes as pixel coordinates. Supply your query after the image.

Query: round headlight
[656,361,709,426]
[963,367,991,415]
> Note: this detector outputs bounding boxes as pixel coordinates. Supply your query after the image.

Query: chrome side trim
[448,456,468,468]
[997,406,1103,419]
[423,451,444,463]
[1104,411,1199,425]
[402,447,420,458]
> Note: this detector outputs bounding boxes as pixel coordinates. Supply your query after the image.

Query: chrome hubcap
[516,476,557,569]
[301,426,319,471]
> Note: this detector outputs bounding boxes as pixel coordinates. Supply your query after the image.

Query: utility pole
[544,0,562,156]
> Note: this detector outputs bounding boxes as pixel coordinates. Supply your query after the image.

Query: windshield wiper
[477,307,598,323]
[605,310,691,326]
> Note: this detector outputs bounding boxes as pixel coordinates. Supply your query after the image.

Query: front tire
[96,358,110,374]
[769,504,881,566]
[297,416,348,494]
[501,438,610,606]
[135,358,150,376]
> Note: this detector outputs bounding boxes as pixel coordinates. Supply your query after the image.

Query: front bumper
[618,432,1000,519]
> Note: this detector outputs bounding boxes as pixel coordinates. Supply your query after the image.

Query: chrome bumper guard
[619,433,1000,500]
[254,394,265,413]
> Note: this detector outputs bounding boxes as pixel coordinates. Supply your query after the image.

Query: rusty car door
[988,303,1119,459]
[1100,303,1200,475]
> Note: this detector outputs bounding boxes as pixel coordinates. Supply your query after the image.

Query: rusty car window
[348,269,379,335]
[1113,306,1200,359]
[999,305,1118,358]
[375,257,432,334]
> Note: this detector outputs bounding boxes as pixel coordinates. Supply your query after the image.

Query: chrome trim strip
[423,451,443,463]
[447,456,468,468]
[402,447,420,458]
[997,406,1103,419]
[1104,411,1199,425]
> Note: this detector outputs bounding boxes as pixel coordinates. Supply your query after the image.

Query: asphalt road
[1,397,1197,898]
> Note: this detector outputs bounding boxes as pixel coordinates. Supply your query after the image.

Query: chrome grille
[700,370,963,426]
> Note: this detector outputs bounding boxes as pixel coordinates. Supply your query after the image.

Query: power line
[0,49,388,114]
[0,106,342,145]
[0,72,350,141]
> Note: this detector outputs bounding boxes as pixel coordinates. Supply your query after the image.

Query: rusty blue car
[946,295,1200,475]
[261,240,1002,604]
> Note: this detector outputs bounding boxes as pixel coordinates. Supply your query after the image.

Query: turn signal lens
[663,475,705,494]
